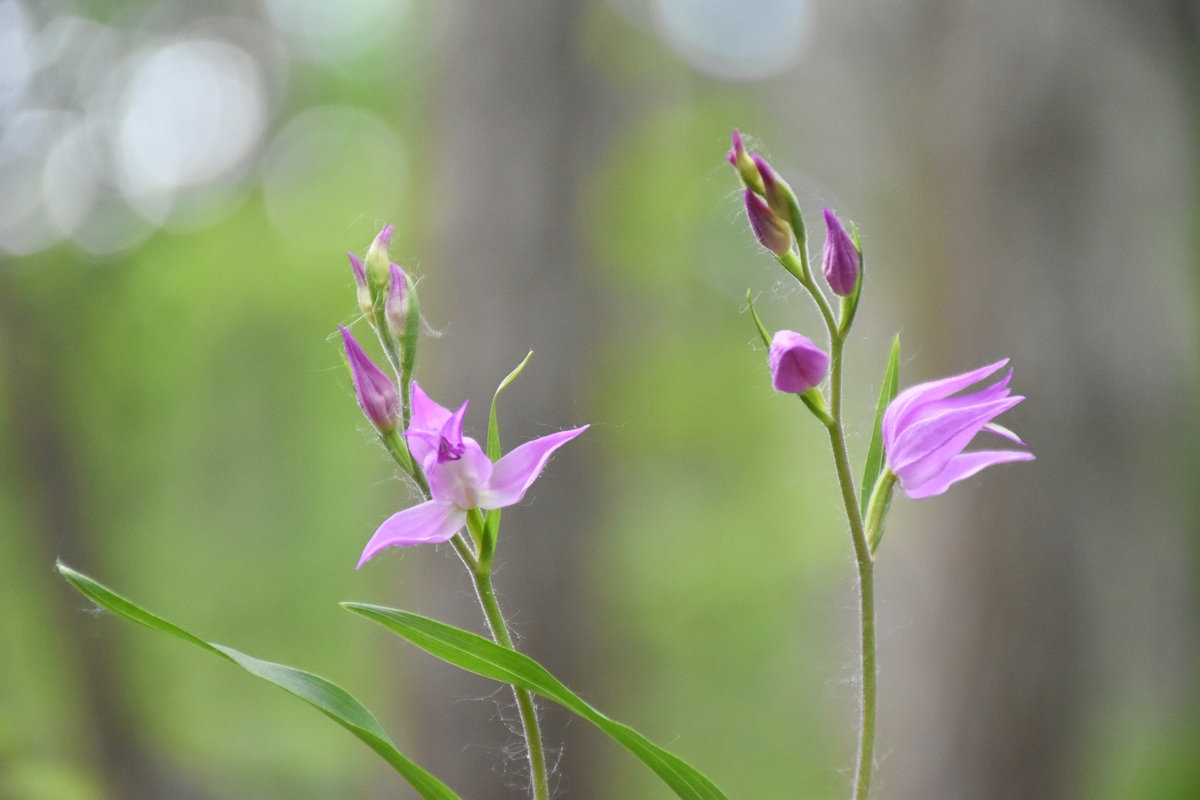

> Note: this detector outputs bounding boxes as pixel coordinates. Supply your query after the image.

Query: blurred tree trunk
[0,269,214,800]
[403,0,607,797]
[846,1,1199,798]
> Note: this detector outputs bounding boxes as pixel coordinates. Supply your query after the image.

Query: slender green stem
[793,251,877,799]
[468,512,549,800]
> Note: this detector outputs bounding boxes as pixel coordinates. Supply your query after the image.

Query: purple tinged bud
[750,153,790,220]
[339,324,400,434]
[385,262,409,337]
[745,189,791,256]
[348,252,373,318]
[727,129,765,194]
[365,224,394,286]
[769,330,829,394]
[822,207,859,296]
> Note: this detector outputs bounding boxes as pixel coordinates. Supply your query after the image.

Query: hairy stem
[798,263,877,799]
[470,543,550,800]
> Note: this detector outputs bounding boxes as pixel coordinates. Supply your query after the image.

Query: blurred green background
[1,0,1198,798]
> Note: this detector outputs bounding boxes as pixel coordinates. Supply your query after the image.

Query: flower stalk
[788,223,878,800]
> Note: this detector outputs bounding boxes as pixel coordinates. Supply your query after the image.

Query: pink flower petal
[903,450,1035,499]
[426,437,493,509]
[476,426,588,510]
[883,360,1008,450]
[406,382,452,463]
[890,396,1025,487]
[357,501,467,567]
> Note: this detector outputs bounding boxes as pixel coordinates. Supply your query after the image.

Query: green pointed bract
[343,603,730,800]
[745,290,772,348]
[479,350,533,558]
[55,563,461,800]
[860,336,901,521]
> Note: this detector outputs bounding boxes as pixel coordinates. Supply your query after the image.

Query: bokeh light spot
[262,105,407,252]
[653,0,810,81]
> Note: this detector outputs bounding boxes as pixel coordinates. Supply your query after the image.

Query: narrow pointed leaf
[860,335,900,518]
[487,351,533,461]
[484,351,533,545]
[56,563,461,800]
[344,603,728,800]
[745,290,771,347]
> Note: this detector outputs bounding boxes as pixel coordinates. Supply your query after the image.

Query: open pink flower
[883,359,1034,499]
[358,383,587,566]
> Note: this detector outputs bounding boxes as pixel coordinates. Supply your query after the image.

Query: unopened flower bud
[365,224,394,287]
[348,252,373,318]
[769,330,829,394]
[339,324,400,434]
[726,129,765,195]
[385,262,410,338]
[745,189,791,256]
[751,153,789,220]
[822,208,859,296]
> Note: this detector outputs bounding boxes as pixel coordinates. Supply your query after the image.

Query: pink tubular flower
[358,382,588,566]
[883,360,1034,499]
[822,208,859,296]
[340,325,400,433]
[745,189,791,256]
[769,330,829,394]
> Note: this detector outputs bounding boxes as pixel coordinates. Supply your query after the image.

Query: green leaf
[55,563,461,800]
[343,604,729,800]
[483,351,533,549]
[487,351,533,462]
[745,290,771,348]
[860,335,900,518]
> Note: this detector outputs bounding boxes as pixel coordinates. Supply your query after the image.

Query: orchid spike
[365,224,394,286]
[358,382,588,566]
[883,359,1034,499]
[822,207,859,296]
[769,330,829,394]
[385,262,409,338]
[745,189,791,256]
[339,325,399,434]
[348,252,373,318]
[726,128,764,194]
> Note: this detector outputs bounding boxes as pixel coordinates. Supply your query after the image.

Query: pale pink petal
[983,421,1026,445]
[357,501,467,567]
[883,360,1008,451]
[476,426,588,509]
[427,437,492,509]
[890,396,1025,487]
[406,382,452,463]
[903,450,1035,499]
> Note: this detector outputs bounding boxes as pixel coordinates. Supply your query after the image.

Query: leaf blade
[343,603,728,800]
[860,335,900,518]
[56,563,461,800]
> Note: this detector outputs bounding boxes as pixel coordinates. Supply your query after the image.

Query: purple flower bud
[822,208,859,296]
[339,324,399,434]
[746,189,791,256]
[726,129,765,194]
[365,224,394,286]
[348,252,373,318]
[385,262,409,337]
[769,330,829,394]
[750,153,789,220]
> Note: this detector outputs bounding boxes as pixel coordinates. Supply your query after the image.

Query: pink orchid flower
[358,382,587,566]
[883,359,1034,499]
